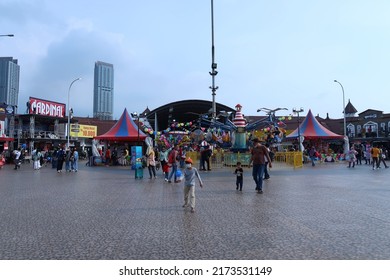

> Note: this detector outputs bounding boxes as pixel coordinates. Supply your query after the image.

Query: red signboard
[29,97,66,118]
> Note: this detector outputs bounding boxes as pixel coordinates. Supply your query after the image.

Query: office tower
[94,61,114,120]
[0,57,20,110]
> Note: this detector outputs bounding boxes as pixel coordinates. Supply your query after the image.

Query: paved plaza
[1,160,390,260]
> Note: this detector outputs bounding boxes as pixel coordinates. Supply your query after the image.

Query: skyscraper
[0,57,20,110]
[94,61,114,120]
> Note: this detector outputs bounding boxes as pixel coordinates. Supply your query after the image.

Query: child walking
[234,161,244,191]
[182,157,203,213]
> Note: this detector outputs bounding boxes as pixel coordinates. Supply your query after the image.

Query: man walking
[248,138,272,194]
[371,145,380,170]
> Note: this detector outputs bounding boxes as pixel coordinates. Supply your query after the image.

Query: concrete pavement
[1,160,389,260]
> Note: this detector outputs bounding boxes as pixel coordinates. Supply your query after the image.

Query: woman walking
[146,146,157,179]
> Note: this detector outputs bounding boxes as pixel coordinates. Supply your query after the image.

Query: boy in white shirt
[182,157,203,213]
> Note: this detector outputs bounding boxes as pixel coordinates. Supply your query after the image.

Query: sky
[1,0,390,122]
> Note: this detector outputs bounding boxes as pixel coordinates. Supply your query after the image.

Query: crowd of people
[139,137,274,199]
[54,146,80,173]
[2,145,80,172]
[2,139,389,212]
[303,143,389,170]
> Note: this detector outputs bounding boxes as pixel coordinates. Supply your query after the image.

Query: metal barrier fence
[186,151,303,169]
[186,151,251,168]
[223,152,251,167]
[186,151,225,169]
[211,152,224,169]
[274,151,303,168]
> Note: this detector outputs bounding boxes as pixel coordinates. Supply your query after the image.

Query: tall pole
[297,112,301,151]
[334,80,347,138]
[293,108,304,151]
[334,80,348,154]
[209,0,218,120]
[133,112,140,143]
[137,115,140,143]
[67,78,81,148]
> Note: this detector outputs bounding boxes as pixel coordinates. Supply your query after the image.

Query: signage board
[69,124,97,138]
[29,97,66,118]
[131,146,143,171]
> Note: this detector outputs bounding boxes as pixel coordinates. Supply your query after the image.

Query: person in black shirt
[234,162,244,191]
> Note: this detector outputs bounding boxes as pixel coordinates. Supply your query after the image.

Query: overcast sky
[1,0,390,121]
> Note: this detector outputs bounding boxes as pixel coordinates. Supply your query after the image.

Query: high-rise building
[0,57,20,111]
[94,61,114,120]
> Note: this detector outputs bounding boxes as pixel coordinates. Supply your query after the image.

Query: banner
[69,124,97,138]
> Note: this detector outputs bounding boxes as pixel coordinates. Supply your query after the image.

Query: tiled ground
[1,160,389,259]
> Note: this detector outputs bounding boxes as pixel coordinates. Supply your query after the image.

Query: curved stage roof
[146,99,236,131]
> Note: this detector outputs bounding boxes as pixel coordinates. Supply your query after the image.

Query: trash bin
[135,167,143,179]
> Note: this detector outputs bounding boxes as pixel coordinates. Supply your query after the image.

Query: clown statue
[232,104,247,151]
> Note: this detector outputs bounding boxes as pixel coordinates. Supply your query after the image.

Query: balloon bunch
[251,114,292,144]
[140,121,195,137]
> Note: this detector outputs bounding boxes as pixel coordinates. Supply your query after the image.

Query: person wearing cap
[248,138,272,194]
[183,157,203,213]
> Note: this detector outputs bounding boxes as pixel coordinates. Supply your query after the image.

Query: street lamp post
[293,107,304,151]
[334,80,346,138]
[132,112,140,143]
[334,80,348,154]
[67,78,81,148]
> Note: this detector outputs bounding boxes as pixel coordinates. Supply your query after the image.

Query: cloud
[0,0,47,24]
[20,25,131,114]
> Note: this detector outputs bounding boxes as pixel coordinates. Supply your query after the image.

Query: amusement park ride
[194,104,289,152]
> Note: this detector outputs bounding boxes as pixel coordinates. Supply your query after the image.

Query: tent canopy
[286,109,344,140]
[94,108,147,141]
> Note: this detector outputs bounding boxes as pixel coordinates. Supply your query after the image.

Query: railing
[34,131,60,139]
[274,151,303,168]
[15,129,60,139]
[223,152,251,167]
[186,151,226,169]
[211,152,224,168]
[185,151,303,169]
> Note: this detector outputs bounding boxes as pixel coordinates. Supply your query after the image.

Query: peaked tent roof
[94,108,147,141]
[286,109,344,139]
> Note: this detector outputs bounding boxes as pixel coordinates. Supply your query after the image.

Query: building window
[388,121,390,136]
[380,123,386,136]
[347,124,355,138]
[363,121,378,138]
[357,125,362,137]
